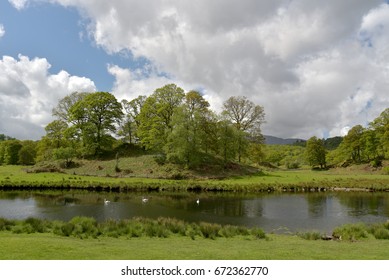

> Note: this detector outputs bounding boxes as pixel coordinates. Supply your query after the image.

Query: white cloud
[11,0,389,139]
[8,0,28,10]
[0,24,5,38]
[0,55,96,139]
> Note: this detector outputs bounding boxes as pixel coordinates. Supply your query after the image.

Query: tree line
[1,83,388,170]
[0,84,265,168]
[305,108,389,169]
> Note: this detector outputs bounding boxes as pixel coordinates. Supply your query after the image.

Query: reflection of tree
[305,193,328,218]
[336,193,388,216]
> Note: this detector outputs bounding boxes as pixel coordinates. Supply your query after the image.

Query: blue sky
[1,0,389,140]
[0,1,139,91]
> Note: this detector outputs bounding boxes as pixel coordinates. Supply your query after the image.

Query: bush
[370,158,382,168]
[250,227,266,239]
[0,218,15,231]
[158,217,186,236]
[153,154,166,165]
[368,223,389,240]
[333,223,369,241]
[298,231,322,240]
[67,216,100,238]
[24,217,48,233]
[199,222,222,239]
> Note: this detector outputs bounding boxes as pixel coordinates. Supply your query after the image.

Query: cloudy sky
[1,0,389,140]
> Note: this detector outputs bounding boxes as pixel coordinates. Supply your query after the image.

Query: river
[1,190,388,233]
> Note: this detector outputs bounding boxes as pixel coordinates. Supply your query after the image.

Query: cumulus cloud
[0,55,96,139]
[8,0,28,10]
[11,0,389,139]
[0,24,5,38]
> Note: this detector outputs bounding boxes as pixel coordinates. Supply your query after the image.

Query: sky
[1,0,389,140]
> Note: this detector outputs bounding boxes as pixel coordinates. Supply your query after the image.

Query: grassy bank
[1,217,389,259]
[1,163,389,192]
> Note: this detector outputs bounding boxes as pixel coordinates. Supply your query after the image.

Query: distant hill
[264,135,306,145]
[264,135,343,149]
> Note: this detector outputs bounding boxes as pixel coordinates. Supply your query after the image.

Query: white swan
[196,198,200,205]
[104,198,110,205]
[142,197,149,203]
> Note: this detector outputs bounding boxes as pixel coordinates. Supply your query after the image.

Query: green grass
[1,217,389,259]
[1,163,389,192]
[1,232,388,260]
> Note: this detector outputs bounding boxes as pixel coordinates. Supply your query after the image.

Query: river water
[1,190,389,233]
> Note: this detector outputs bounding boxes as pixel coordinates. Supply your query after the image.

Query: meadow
[1,160,389,192]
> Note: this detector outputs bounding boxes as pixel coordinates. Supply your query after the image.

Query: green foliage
[53,147,77,168]
[298,231,322,240]
[18,141,37,165]
[305,136,326,169]
[332,223,369,241]
[165,91,211,167]
[323,136,343,150]
[137,84,185,152]
[69,92,123,156]
[368,222,389,239]
[222,96,265,162]
[0,218,15,231]
[0,217,268,240]
[119,95,146,144]
[199,222,222,239]
[262,144,305,168]
[250,227,267,239]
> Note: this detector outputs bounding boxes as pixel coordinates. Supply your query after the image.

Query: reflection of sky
[0,198,37,220]
[0,192,388,233]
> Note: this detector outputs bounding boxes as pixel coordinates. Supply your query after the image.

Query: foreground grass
[1,232,388,260]
[1,164,389,192]
[1,217,389,259]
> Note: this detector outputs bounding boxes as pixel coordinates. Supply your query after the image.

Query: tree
[137,84,185,151]
[222,96,265,162]
[53,147,77,168]
[217,119,240,165]
[18,140,37,165]
[69,92,123,156]
[45,120,68,148]
[52,92,89,123]
[2,140,23,165]
[119,95,146,143]
[165,91,210,166]
[305,136,326,169]
[370,108,389,157]
[341,125,364,163]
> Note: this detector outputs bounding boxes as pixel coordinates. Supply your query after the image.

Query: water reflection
[0,190,389,232]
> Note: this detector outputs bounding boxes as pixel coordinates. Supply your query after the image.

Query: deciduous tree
[305,136,326,169]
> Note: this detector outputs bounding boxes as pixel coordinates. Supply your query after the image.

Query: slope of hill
[264,135,306,145]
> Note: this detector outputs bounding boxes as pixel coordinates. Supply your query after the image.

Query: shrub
[12,223,34,234]
[199,222,221,239]
[368,223,389,240]
[0,218,15,231]
[298,231,322,240]
[333,223,369,241]
[250,227,266,239]
[158,217,186,236]
[24,217,47,233]
[68,216,100,238]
